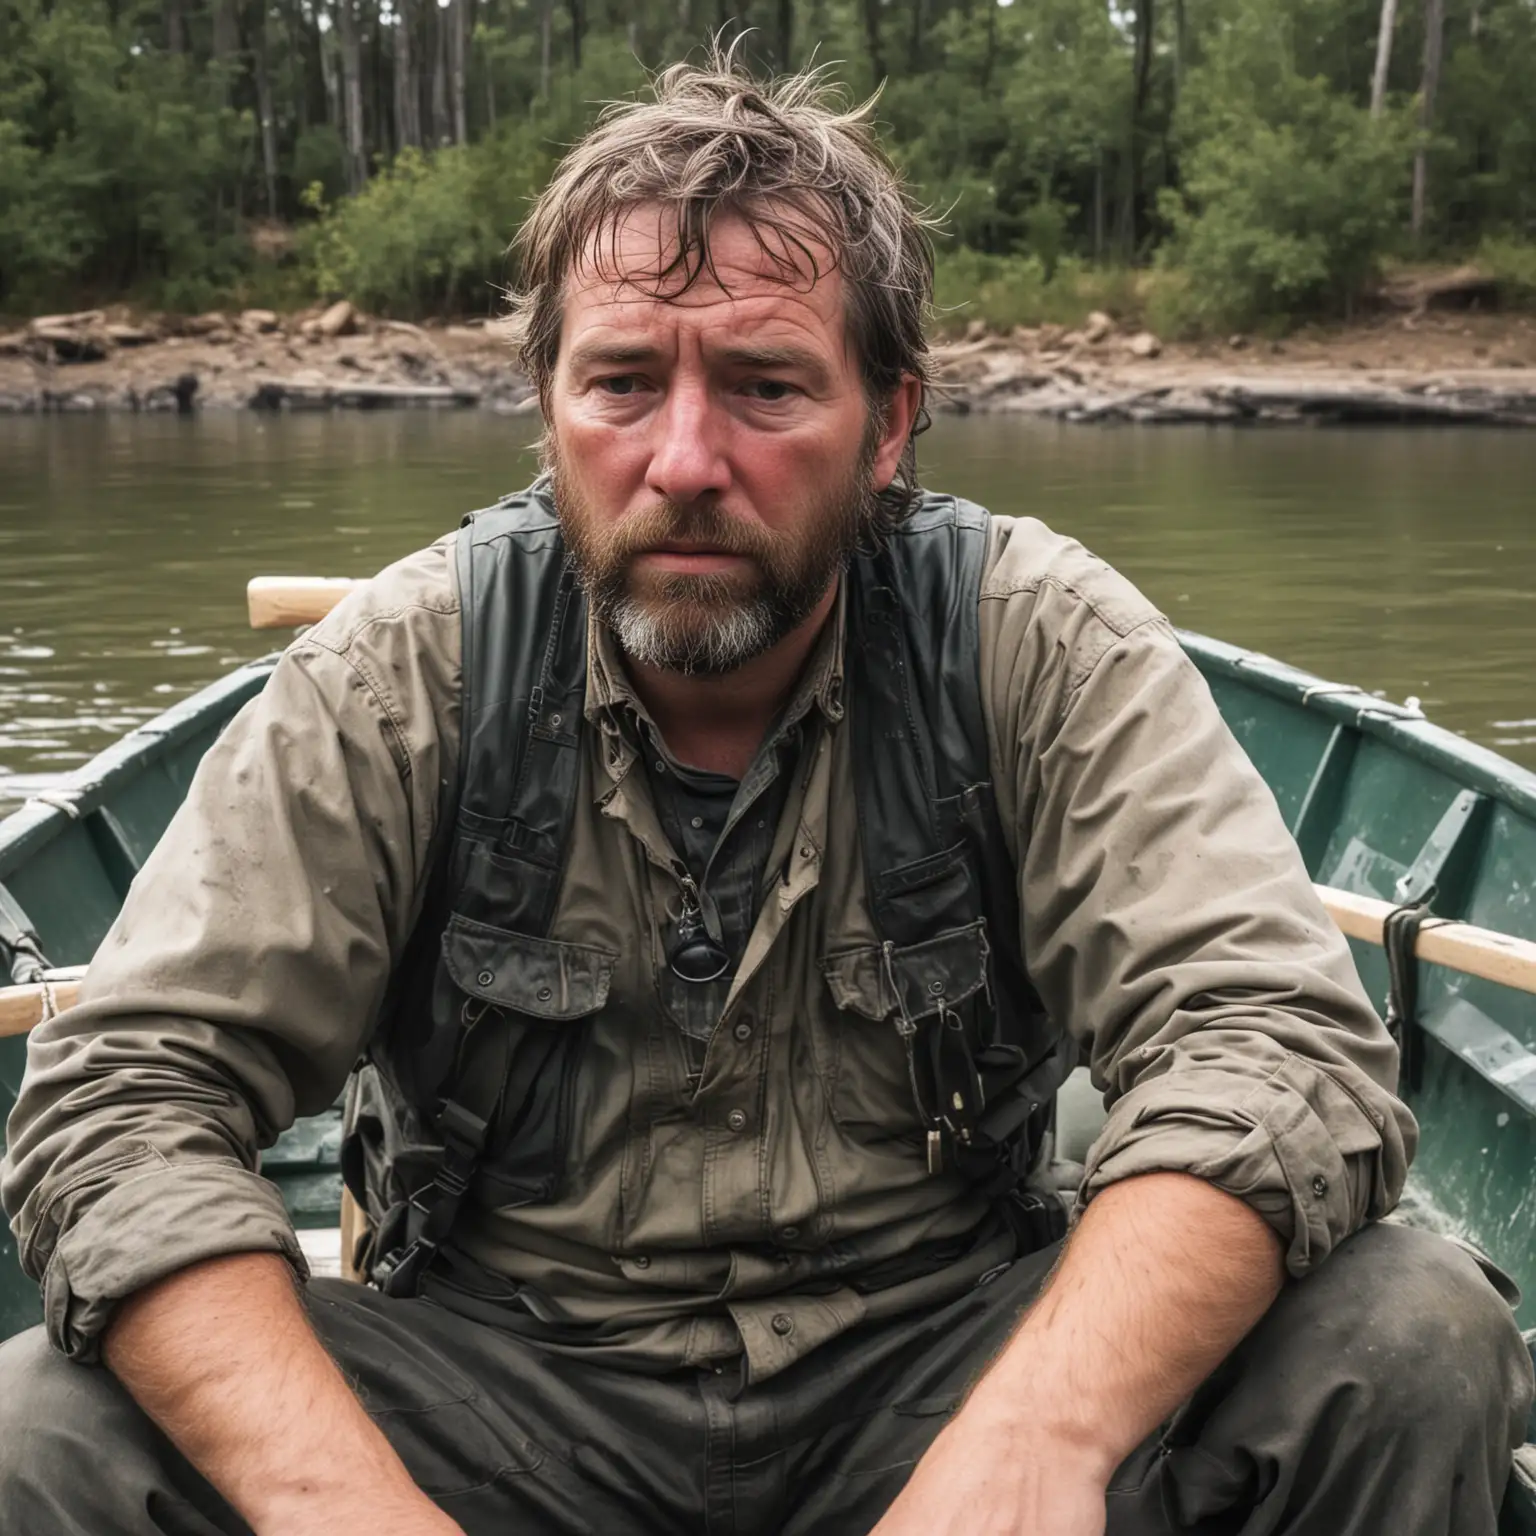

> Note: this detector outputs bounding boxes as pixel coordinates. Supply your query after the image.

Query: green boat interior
[2,628,1534,1527]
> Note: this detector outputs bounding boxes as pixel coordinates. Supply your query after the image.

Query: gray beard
[601,585,799,677]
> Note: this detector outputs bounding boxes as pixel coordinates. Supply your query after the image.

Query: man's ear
[870,374,923,492]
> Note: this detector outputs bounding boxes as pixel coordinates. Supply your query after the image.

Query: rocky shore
[4,302,1536,427]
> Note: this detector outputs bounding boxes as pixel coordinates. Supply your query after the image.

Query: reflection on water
[0,411,1533,813]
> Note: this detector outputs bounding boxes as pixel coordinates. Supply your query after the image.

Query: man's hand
[874,1172,1285,1535]
[105,1251,462,1536]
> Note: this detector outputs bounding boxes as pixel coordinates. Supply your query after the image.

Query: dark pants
[0,1223,1530,1536]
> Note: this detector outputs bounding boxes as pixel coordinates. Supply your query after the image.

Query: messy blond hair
[505,44,936,523]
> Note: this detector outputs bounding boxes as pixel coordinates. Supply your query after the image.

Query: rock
[317,300,356,338]
[964,318,988,343]
[140,373,200,414]
[1126,331,1162,359]
[203,328,235,346]
[240,308,280,335]
[32,325,110,363]
[29,309,106,332]
[183,312,229,336]
[1227,333,1248,350]
[378,319,429,340]
[0,330,30,356]
[1083,311,1114,344]
[105,323,157,347]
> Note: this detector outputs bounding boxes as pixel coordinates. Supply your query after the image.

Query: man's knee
[0,1325,148,1493]
[1287,1222,1533,1440]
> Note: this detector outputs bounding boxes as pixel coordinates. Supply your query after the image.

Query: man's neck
[621,583,838,780]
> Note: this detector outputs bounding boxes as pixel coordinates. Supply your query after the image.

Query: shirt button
[632,1254,650,1269]
[477,970,495,987]
[727,1109,748,1133]
[1312,1175,1329,1198]
[690,815,704,829]
[654,760,667,774]
[733,1019,754,1043]
[771,1313,794,1337]
[778,1225,800,1242]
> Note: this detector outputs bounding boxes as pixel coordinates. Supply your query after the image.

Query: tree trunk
[981,0,997,88]
[447,0,467,143]
[1093,150,1105,260]
[430,0,451,145]
[539,0,552,97]
[908,0,926,71]
[1173,0,1187,99]
[568,0,583,69]
[211,0,238,100]
[335,0,367,189]
[1410,0,1445,240]
[163,0,186,53]
[1370,0,1398,116]
[254,3,281,214]
[1123,0,1154,258]
[393,0,421,149]
[775,0,792,66]
[320,26,342,133]
[861,0,885,82]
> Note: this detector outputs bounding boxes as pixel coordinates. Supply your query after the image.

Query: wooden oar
[5,892,1536,1041]
[247,576,357,631]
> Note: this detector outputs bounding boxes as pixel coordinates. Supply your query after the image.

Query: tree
[1411,0,1445,239]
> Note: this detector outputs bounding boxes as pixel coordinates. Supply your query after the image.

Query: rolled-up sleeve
[0,540,460,1357]
[981,518,1416,1276]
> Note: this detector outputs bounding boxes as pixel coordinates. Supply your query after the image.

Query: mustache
[599,501,777,566]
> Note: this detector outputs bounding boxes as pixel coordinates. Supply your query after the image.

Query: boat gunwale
[1179,629,1536,823]
[0,655,280,881]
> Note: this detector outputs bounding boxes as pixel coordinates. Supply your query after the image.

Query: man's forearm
[972,1171,1285,1476]
[104,1252,457,1534]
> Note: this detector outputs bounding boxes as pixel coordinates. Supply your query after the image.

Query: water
[1,412,1533,811]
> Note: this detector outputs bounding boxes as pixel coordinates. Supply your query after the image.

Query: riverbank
[4,303,1536,425]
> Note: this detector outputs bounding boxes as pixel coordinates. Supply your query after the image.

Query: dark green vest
[343,483,1073,1296]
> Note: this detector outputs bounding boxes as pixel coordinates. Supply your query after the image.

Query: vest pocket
[441,913,615,1018]
[439,915,617,1208]
[820,922,990,1140]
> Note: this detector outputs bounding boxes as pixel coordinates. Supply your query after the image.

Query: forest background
[1,0,1534,336]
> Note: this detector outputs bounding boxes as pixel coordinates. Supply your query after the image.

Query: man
[1,53,1530,1536]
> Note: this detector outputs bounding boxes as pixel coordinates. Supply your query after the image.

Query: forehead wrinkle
[569,202,838,311]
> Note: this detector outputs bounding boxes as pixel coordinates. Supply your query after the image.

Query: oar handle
[247,577,358,630]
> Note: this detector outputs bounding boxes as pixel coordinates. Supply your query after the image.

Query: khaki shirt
[1,508,1415,1371]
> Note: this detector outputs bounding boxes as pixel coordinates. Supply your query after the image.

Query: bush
[1155,19,1412,333]
[930,246,1144,334]
[1479,237,1536,308]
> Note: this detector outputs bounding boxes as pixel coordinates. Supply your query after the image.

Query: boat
[1,586,1533,1527]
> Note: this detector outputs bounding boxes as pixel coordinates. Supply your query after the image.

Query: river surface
[1,412,1533,811]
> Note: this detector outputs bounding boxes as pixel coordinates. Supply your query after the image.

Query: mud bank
[4,304,1536,427]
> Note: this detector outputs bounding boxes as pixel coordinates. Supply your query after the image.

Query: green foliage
[1479,238,1536,308]
[1,0,1533,328]
[0,0,250,309]
[1155,10,1412,332]
[931,248,1145,334]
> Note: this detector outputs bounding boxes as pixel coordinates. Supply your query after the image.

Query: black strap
[374,1004,513,1296]
[1383,899,1433,1093]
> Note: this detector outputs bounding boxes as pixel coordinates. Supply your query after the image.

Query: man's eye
[745,380,795,402]
[598,376,641,396]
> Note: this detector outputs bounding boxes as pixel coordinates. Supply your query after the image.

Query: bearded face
[550,432,879,677]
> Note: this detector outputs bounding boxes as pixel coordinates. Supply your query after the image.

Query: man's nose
[645,381,730,505]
